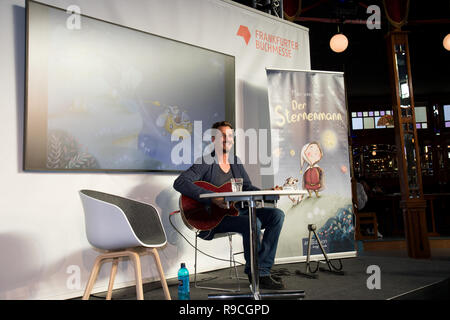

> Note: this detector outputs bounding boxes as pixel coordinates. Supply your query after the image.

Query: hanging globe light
[330,33,348,53]
[443,34,450,51]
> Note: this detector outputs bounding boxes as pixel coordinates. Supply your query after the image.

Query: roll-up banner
[266,69,356,263]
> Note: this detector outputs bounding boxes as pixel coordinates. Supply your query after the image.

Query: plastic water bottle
[178,263,190,300]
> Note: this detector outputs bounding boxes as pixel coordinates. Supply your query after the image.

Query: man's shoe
[248,274,285,290]
[270,274,283,282]
[259,275,285,290]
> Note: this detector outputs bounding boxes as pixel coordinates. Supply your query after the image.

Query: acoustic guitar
[179,181,238,231]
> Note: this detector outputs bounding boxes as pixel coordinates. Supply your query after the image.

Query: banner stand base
[295,269,319,279]
[295,224,346,278]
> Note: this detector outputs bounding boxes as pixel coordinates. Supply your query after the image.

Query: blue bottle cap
[181,263,185,268]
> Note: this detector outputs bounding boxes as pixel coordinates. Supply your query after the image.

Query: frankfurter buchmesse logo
[237,25,251,45]
[236,25,299,58]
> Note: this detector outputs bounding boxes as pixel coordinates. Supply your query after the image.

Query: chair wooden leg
[151,248,171,300]
[83,249,170,301]
[370,213,378,239]
[128,251,144,300]
[82,255,104,300]
[106,258,119,300]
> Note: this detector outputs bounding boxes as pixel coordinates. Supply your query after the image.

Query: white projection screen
[24,0,235,172]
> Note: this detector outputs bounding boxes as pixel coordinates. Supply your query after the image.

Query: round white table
[200,189,307,300]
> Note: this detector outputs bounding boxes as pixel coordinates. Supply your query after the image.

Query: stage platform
[79,242,450,300]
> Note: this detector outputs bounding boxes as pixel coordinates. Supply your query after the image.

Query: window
[444,105,450,128]
[351,110,393,130]
[414,106,428,129]
[352,117,363,130]
[351,107,430,130]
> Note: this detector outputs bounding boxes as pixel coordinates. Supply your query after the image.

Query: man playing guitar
[173,121,285,290]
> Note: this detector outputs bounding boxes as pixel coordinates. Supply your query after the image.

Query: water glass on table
[230,178,243,192]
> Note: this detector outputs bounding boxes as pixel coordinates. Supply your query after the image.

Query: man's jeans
[210,206,285,276]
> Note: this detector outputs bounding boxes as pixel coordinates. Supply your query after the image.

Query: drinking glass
[230,178,243,192]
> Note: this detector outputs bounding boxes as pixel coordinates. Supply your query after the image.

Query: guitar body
[180,181,239,231]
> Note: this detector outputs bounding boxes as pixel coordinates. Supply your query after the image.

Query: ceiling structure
[233,0,450,105]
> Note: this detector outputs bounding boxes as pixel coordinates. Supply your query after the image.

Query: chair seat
[355,211,378,240]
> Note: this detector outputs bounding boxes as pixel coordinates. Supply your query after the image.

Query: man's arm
[173,163,214,205]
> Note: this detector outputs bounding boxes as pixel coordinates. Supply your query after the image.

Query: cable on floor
[168,210,245,266]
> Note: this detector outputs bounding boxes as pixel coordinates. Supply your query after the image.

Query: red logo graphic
[237,25,251,45]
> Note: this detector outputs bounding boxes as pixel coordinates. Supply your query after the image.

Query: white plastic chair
[79,189,171,300]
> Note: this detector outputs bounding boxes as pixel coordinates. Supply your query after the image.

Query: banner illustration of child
[300,141,325,198]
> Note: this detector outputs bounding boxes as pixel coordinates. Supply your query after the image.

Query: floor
[78,244,450,301]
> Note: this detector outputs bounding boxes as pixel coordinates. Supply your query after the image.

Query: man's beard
[223,143,233,154]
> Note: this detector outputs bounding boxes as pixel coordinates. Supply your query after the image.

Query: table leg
[208,194,305,300]
[248,199,260,300]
